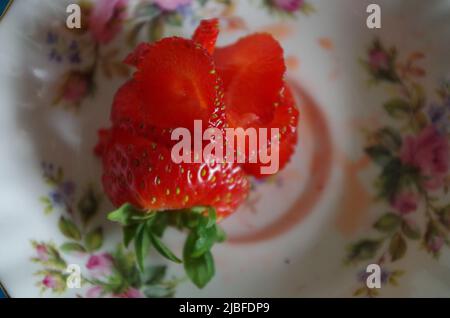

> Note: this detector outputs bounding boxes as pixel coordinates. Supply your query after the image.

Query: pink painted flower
[391,192,418,215]
[89,0,128,44]
[369,48,390,72]
[62,72,89,104]
[152,0,193,11]
[36,244,49,261]
[115,287,144,298]
[86,253,114,277]
[272,0,304,12]
[427,236,444,254]
[42,275,57,289]
[400,126,449,190]
[86,286,103,298]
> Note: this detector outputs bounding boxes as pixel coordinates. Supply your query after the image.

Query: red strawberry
[212,33,299,177]
[192,18,220,54]
[238,84,299,178]
[121,37,226,133]
[214,33,286,124]
[109,79,173,146]
[101,128,249,218]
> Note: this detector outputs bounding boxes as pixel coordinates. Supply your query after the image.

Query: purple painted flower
[115,287,144,298]
[49,49,63,63]
[86,253,114,277]
[42,275,57,289]
[391,192,418,215]
[428,104,446,124]
[89,0,128,44]
[428,102,450,134]
[46,31,58,44]
[152,0,193,11]
[61,181,75,196]
[400,126,449,190]
[50,191,63,205]
[69,52,81,64]
[86,286,103,298]
[427,236,444,254]
[36,244,49,261]
[272,0,304,12]
[48,181,75,212]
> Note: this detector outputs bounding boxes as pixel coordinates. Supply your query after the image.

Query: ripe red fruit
[214,33,286,125]
[239,84,299,178]
[192,18,220,54]
[212,33,299,177]
[101,129,249,218]
[121,37,226,133]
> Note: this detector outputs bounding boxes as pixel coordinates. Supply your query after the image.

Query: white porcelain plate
[1,0,450,297]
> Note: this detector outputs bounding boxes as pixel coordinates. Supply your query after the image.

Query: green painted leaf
[148,231,182,264]
[389,233,407,261]
[346,239,382,263]
[77,186,100,226]
[377,159,403,199]
[60,242,86,253]
[85,227,103,251]
[127,21,146,47]
[410,82,426,111]
[374,213,401,233]
[135,224,151,271]
[165,12,183,26]
[383,98,411,119]
[437,206,450,230]
[365,146,392,167]
[375,127,402,150]
[149,16,164,42]
[58,217,81,241]
[401,220,421,240]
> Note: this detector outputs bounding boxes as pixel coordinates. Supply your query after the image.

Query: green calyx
[107,203,226,289]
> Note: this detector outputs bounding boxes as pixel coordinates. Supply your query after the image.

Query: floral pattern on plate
[32,162,180,297]
[347,38,450,297]
[21,0,315,298]
[45,0,313,109]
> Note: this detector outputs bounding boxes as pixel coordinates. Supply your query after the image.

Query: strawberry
[96,20,299,288]
[239,84,299,178]
[212,32,299,178]
[101,128,249,218]
[109,79,173,146]
[192,18,220,54]
[214,33,286,125]
[120,37,226,134]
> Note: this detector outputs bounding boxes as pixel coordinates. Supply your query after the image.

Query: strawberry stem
[107,203,226,288]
